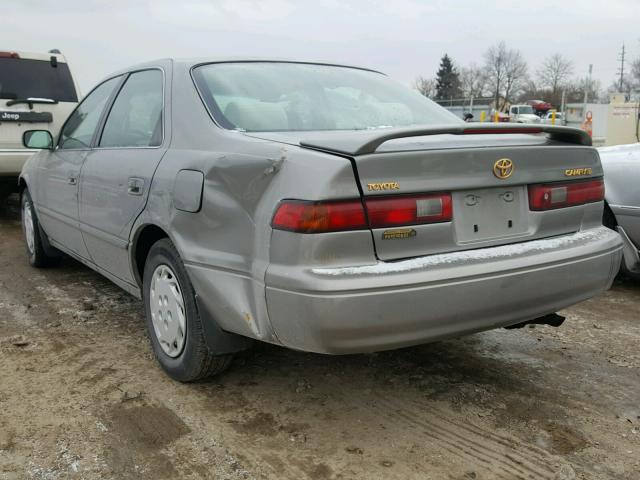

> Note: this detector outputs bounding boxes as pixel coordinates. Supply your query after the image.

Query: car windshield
[518,106,534,115]
[192,62,461,132]
[0,57,78,102]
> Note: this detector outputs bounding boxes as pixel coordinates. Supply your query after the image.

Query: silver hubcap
[23,200,35,254]
[150,264,187,357]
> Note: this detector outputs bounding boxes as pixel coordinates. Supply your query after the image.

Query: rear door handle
[127,177,145,196]
[68,175,77,185]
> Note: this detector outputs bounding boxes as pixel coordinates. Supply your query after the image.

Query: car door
[79,68,166,283]
[35,76,122,258]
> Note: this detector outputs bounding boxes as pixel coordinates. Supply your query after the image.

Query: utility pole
[582,64,592,120]
[617,43,626,92]
[583,64,593,105]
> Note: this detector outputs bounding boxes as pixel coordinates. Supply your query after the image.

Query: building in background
[564,103,608,146]
[605,94,640,146]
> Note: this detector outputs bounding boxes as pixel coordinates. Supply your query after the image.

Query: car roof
[182,57,383,73]
[2,50,69,63]
[110,57,385,76]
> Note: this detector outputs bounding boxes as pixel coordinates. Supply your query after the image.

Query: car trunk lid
[354,142,600,260]
[254,125,602,261]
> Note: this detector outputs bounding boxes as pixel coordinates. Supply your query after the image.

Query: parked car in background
[543,111,564,125]
[509,104,541,123]
[528,99,553,117]
[19,59,622,382]
[0,50,79,199]
[599,143,640,278]
[490,110,510,122]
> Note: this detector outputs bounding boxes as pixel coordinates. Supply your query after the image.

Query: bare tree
[502,49,529,106]
[585,78,604,102]
[565,77,603,103]
[606,77,635,99]
[516,79,540,103]
[484,42,530,110]
[537,54,574,102]
[631,57,640,89]
[414,76,437,99]
[483,41,508,110]
[459,64,487,99]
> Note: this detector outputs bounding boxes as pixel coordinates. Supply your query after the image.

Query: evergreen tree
[435,54,462,100]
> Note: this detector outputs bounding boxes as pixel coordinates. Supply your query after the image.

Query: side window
[58,76,121,149]
[99,70,163,148]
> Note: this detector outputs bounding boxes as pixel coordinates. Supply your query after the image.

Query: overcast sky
[2,0,639,95]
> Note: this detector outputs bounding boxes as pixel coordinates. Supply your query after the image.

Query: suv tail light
[528,178,604,211]
[272,193,452,233]
[0,52,20,58]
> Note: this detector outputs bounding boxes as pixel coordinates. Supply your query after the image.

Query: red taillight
[272,199,367,233]
[528,178,604,211]
[365,193,452,228]
[272,193,452,233]
[0,52,20,58]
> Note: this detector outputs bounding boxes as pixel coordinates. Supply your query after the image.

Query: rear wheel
[21,189,60,268]
[143,238,232,382]
[603,203,617,231]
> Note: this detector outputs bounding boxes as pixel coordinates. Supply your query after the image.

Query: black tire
[21,189,61,268]
[143,238,232,382]
[603,203,617,231]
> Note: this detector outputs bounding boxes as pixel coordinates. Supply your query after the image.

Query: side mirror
[23,130,53,150]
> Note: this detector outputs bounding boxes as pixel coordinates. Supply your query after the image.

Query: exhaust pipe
[504,313,565,329]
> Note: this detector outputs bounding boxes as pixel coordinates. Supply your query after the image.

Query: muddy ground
[0,194,638,480]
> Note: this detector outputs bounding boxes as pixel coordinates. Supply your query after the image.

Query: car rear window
[0,57,78,102]
[192,62,460,132]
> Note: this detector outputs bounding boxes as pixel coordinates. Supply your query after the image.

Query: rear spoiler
[299,124,592,156]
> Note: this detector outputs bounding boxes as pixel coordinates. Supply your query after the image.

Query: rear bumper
[0,149,33,176]
[265,227,623,354]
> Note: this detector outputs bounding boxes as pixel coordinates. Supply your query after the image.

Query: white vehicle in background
[509,105,541,124]
[0,49,80,200]
[543,111,565,125]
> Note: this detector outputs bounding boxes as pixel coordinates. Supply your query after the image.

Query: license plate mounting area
[453,186,528,244]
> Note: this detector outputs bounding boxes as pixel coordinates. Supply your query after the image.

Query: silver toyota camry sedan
[19,59,623,381]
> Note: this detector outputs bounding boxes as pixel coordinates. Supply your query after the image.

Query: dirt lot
[0,195,639,480]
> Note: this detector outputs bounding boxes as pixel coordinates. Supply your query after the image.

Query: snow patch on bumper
[313,227,615,276]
